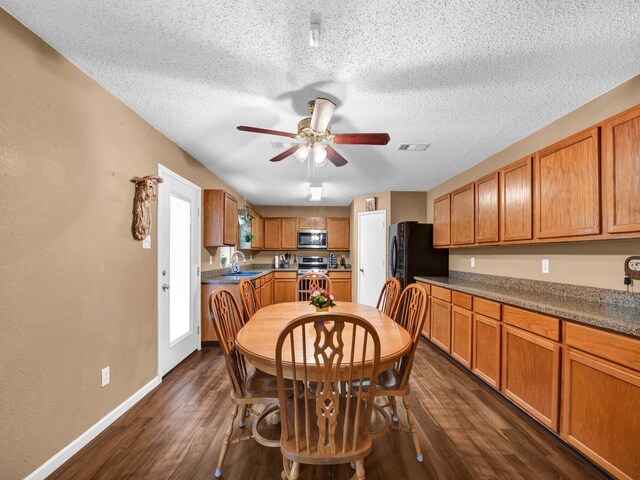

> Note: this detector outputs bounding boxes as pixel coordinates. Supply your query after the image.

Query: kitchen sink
[222,271,261,277]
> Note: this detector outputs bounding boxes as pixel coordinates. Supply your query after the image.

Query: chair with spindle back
[376,283,428,462]
[376,278,401,317]
[239,278,261,323]
[295,272,332,301]
[209,288,285,478]
[276,313,381,480]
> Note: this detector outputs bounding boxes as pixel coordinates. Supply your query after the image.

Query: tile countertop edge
[415,276,640,339]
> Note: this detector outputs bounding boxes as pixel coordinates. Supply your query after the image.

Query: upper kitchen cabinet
[535,128,600,239]
[475,172,500,243]
[251,211,264,249]
[203,189,238,247]
[451,183,475,245]
[433,194,451,247]
[501,157,533,241]
[327,218,350,250]
[298,217,327,229]
[603,105,640,234]
[264,217,297,250]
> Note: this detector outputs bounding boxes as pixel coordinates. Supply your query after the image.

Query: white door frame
[357,210,387,305]
[156,164,201,378]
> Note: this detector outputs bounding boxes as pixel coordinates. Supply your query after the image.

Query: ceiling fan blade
[310,98,336,133]
[332,133,391,145]
[269,145,300,162]
[325,146,348,167]
[237,126,298,138]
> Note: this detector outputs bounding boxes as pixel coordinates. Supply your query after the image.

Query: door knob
[162,283,170,292]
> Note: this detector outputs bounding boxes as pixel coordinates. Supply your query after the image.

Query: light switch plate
[142,235,151,249]
[542,259,550,274]
[101,367,110,387]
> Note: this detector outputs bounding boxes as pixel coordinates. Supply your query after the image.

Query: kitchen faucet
[230,250,246,274]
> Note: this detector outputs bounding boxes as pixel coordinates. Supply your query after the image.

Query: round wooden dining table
[236,301,412,380]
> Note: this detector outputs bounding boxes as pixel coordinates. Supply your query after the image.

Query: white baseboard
[26,376,161,480]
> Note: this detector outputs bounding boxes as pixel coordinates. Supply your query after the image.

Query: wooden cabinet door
[535,128,600,238]
[261,276,273,307]
[430,298,451,352]
[562,348,640,480]
[251,212,264,249]
[327,218,350,250]
[281,218,298,249]
[451,183,475,245]
[502,325,560,431]
[223,192,238,246]
[603,105,640,234]
[328,272,351,302]
[313,217,327,229]
[274,277,296,303]
[501,157,533,241]
[451,306,472,368]
[264,218,281,249]
[201,284,217,341]
[433,194,451,246]
[472,314,501,389]
[475,172,499,243]
[298,218,312,229]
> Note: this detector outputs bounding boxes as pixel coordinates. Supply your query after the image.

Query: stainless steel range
[297,256,328,275]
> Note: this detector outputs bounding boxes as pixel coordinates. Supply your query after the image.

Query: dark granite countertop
[202,266,352,285]
[415,272,640,338]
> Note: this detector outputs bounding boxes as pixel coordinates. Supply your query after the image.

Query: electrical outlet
[209,255,213,265]
[142,235,151,249]
[101,367,110,387]
[470,257,475,268]
[542,259,550,274]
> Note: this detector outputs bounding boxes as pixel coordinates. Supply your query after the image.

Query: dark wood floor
[50,339,606,479]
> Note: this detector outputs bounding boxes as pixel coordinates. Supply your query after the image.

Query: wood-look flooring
[49,339,606,479]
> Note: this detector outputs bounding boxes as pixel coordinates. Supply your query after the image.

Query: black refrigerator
[389,222,449,288]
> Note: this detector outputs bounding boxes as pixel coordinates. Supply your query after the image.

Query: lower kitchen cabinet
[418,282,431,337]
[451,305,472,368]
[430,297,452,352]
[273,271,297,303]
[472,313,501,389]
[328,271,351,302]
[501,325,561,431]
[260,274,273,307]
[200,282,242,342]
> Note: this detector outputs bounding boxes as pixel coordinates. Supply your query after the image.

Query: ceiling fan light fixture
[295,144,310,162]
[310,184,322,201]
[313,144,327,167]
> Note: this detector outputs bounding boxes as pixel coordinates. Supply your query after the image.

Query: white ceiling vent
[398,144,430,151]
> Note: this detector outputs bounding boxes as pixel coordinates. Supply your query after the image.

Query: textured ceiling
[2,1,639,205]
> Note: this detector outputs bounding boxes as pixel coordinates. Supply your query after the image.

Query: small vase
[315,306,330,312]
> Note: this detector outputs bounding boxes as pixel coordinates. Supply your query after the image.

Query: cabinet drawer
[473,297,501,320]
[328,271,351,279]
[417,281,431,295]
[274,271,297,279]
[431,286,451,302]
[565,322,640,372]
[503,306,560,341]
[452,291,472,310]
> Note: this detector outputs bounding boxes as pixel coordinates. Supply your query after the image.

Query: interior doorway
[157,164,201,377]
[357,210,387,306]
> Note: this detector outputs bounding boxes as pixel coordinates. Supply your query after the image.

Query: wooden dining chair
[276,313,381,480]
[295,272,332,301]
[239,278,261,323]
[376,283,428,462]
[209,288,284,478]
[376,278,401,317]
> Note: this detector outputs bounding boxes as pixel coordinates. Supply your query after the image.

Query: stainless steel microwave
[298,229,327,249]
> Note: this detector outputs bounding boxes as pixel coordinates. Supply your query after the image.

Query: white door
[357,210,387,306]
[157,164,201,377]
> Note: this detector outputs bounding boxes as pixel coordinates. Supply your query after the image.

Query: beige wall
[390,191,427,224]
[426,76,640,292]
[0,10,243,478]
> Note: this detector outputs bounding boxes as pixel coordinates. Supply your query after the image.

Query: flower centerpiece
[309,289,336,312]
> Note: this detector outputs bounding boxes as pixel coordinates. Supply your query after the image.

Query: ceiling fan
[237,98,390,167]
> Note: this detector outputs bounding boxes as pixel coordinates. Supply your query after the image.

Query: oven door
[298,230,327,249]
